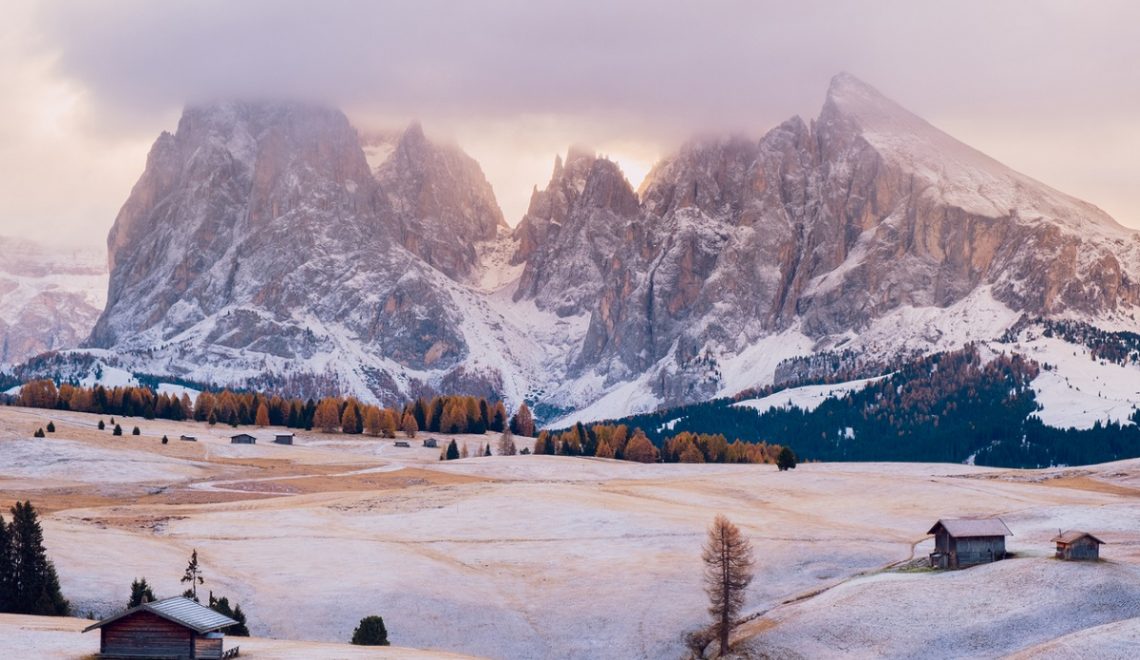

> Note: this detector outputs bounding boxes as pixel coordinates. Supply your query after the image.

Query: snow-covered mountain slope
[0,236,106,364]
[22,75,1139,427]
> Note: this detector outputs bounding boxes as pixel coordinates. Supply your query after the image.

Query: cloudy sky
[2,1,1138,248]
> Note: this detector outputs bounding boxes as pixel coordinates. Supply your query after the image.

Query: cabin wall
[100,611,192,658]
[194,635,224,659]
[951,535,1005,566]
[1059,538,1100,561]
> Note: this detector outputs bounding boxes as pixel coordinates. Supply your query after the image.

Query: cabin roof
[83,597,238,635]
[231,433,256,439]
[1051,530,1105,545]
[275,432,294,437]
[928,518,1012,538]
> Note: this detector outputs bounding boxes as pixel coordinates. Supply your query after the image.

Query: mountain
[0,236,106,365]
[24,75,1139,431]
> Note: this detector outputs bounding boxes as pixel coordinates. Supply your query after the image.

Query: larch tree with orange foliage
[702,515,755,657]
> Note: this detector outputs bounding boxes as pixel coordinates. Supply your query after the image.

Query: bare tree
[497,428,517,456]
[702,515,754,656]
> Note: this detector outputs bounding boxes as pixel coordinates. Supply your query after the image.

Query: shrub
[351,615,390,646]
[98,420,105,430]
[46,421,56,433]
[777,446,797,471]
[132,426,141,436]
[161,435,169,444]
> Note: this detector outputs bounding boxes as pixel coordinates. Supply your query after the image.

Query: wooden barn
[928,518,1012,569]
[1053,530,1104,561]
[83,596,239,659]
[273,432,294,445]
[230,433,256,444]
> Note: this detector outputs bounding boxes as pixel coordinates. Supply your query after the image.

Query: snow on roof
[928,518,1013,538]
[84,596,238,634]
[1052,530,1105,545]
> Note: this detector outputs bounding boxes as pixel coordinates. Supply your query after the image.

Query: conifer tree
[351,615,390,645]
[702,515,754,657]
[7,501,69,615]
[776,447,797,471]
[364,407,383,437]
[380,409,398,438]
[446,439,460,461]
[97,420,105,430]
[511,403,536,437]
[461,442,469,459]
[180,549,204,602]
[113,424,123,436]
[340,403,360,434]
[595,439,615,459]
[46,422,55,433]
[483,443,492,457]
[128,577,155,608]
[497,428,517,456]
[0,512,13,612]
[624,430,659,463]
[33,428,45,438]
[255,403,270,427]
[313,398,341,433]
[489,401,507,433]
[132,426,141,436]
[401,412,418,438]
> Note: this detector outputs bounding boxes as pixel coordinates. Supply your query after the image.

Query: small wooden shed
[1052,531,1104,561]
[394,440,410,448]
[179,435,197,442]
[83,596,239,659]
[422,438,438,448]
[230,433,256,444]
[273,432,294,445]
[928,518,1012,569]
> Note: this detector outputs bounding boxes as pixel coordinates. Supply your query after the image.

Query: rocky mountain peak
[375,121,506,280]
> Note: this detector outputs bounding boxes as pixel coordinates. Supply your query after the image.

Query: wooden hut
[394,440,411,448]
[1052,531,1104,561]
[230,433,256,444]
[83,596,239,659]
[928,518,1012,569]
[273,432,294,445]
[422,438,438,448]
[179,435,197,442]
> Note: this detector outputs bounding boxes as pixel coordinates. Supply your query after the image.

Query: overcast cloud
[3,0,1139,247]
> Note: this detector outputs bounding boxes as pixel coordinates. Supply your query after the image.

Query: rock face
[512,74,1140,410]
[74,75,1140,420]
[0,237,106,365]
[87,102,509,398]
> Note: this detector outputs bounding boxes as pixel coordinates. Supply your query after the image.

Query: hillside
[1,407,1139,658]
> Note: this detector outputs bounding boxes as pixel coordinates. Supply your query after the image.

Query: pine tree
[461,442,469,459]
[446,439,460,461]
[33,428,45,438]
[489,401,507,433]
[207,411,217,426]
[483,443,492,457]
[180,549,204,602]
[208,593,250,636]
[7,501,69,615]
[595,439,615,459]
[132,426,141,436]
[45,422,55,433]
[162,435,169,444]
[113,424,123,436]
[128,577,155,607]
[0,512,13,612]
[351,615,390,646]
[702,515,754,657]
[97,420,105,430]
[255,403,270,428]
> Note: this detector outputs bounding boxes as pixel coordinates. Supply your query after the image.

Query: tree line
[534,423,787,465]
[9,380,540,439]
